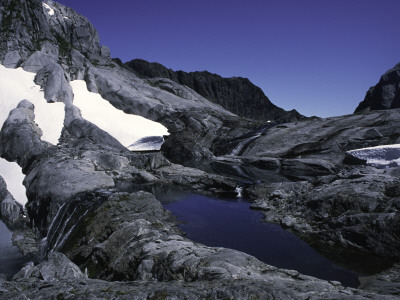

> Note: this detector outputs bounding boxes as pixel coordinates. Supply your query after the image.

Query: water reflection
[0,221,28,277]
[163,193,362,287]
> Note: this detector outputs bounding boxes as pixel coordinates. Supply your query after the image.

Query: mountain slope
[355,62,400,112]
[125,59,305,123]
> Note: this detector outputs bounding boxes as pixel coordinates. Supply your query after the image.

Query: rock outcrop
[248,165,400,259]
[355,62,400,112]
[2,1,400,299]
[126,58,305,123]
[238,109,400,164]
[0,175,25,230]
[0,100,51,173]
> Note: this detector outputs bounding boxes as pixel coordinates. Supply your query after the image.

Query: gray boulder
[13,252,86,281]
[2,50,22,68]
[359,263,400,296]
[20,51,58,73]
[0,100,50,171]
[34,62,73,104]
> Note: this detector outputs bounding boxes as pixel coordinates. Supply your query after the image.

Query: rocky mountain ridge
[0,0,400,299]
[125,59,305,123]
[355,62,400,112]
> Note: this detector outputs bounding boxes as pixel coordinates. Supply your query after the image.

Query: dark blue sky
[54,0,400,117]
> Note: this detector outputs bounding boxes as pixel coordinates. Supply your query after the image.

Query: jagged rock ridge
[355,62,400,112]
[125,59,305,123]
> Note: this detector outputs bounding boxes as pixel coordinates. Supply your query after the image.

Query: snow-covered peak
[42,2,55,16]
[347,144,400,168]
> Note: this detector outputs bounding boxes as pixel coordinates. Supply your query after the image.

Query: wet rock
[359,263,400,296]
[241,156,281,170]
[280,158,336,181]
[153,163,236,193]
[249,166,400,258]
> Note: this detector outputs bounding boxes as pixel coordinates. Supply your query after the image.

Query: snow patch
[0,160,27,206]
[42,3,55,16]
[347,144,400,168]
[70,80,169,149]
[128,136,164,151]
[0,65,65,205]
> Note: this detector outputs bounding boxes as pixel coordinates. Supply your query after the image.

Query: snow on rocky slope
[0,65,168,205]
[70,80,168,149]
[0,65,64,205]
[347,144,400,168]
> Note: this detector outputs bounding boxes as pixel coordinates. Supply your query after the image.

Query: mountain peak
[125,58,306,123]
[355,62,400,113]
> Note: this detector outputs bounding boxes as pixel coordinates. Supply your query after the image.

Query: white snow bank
[0,160,27,207]
[42,3,55,16]
[70,80,169,150]
[347,144,400,168]
[128,136,165,151]
[0,65,65,205]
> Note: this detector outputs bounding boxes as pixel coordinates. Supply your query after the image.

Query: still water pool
[0,221,28,277]
[159,191,367,288]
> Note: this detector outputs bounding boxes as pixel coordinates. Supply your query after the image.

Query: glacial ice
[347,144,400,168]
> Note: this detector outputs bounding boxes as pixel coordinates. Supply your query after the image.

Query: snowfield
[347,144,400,168]
[42,2,55,16]
[0,65,65,205]
[71,80,168,149]
[0,65,169,205]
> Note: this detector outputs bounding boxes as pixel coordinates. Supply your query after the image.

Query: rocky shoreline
[0,0,399,299]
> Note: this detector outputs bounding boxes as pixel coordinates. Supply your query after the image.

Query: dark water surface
[161,192,362,287]
[0,221,28,277]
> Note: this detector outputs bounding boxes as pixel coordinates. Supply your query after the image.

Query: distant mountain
[355,62,400,113]
[125,59,305,123]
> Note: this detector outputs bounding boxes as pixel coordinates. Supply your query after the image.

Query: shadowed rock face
[355,62,400,113]
[125,59,306,123]
[0,175,25,230]
[0,0,54,67]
